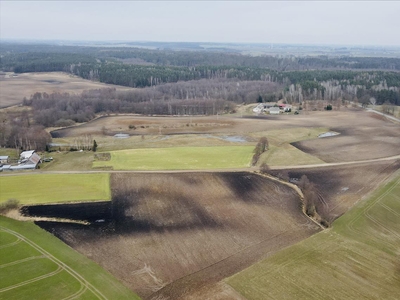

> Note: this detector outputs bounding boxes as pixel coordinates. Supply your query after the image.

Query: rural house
[0,156,9,164]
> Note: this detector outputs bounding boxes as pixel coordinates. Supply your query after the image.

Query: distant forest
[1,43,399,106]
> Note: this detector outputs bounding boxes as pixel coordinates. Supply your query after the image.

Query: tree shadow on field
[110,186,221,235]
[219,172,266,202]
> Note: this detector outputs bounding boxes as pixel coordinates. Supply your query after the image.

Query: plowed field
[36,172,320,299]
[278,160,400,223]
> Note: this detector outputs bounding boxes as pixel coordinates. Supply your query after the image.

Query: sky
[1,1,399,46]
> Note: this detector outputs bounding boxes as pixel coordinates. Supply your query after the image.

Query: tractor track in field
[347,175,400,248]
[0,255,46,269]
[0,227,107,299]
[0,265,63,293]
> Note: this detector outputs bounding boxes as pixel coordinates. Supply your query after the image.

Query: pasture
[227,171,400,300]
[0,174,110,204]
[92,146,254,170]
[0,216,139,300]
[0,72,133,108]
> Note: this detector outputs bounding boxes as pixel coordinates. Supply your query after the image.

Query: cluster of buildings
[0,150,41,171]
[253,103,293,114]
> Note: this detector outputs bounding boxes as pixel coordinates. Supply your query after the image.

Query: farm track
[0,227,107,299]
[1,153,400,178]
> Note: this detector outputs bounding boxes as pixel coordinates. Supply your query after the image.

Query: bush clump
[0,199,20,214]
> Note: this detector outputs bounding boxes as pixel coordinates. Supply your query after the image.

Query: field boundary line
[256,171,325,229]
[0,255,45,269]
[0,226,108,300]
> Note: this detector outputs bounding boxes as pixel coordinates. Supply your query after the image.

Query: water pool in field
[318,132,340,138]
[114,133,130,138]
[203,134,247,143]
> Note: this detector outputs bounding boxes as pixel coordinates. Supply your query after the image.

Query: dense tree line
[23,89,236,127]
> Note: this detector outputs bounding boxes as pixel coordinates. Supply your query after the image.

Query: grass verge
[227,171,400,299]
[0,216,140,299]
[0,174,110,204]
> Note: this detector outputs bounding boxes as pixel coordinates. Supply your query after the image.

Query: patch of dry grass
[0,72,134,108]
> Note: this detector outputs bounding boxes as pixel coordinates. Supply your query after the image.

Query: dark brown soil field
[36,172,320,299]
[21,201,111,222]
[279,160,400,223]
[52,108,400,162]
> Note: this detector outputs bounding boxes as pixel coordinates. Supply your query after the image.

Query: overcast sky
[1,1,399,46]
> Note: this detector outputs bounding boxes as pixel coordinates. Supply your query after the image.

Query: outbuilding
[269,107,281,115]
[0,156,9,164]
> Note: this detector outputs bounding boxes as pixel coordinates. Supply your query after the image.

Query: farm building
[269,107,281,115]
[0,150,41,171]
[0,156,9,164]
[19,150,36,161]
[253,103,264,113]
[279,104,292,112]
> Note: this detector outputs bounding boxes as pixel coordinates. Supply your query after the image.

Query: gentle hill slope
[227,171,400,299]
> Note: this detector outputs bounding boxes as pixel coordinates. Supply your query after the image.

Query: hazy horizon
[1,1,400,47]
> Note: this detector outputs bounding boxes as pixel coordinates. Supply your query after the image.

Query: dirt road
[1,154,399,177]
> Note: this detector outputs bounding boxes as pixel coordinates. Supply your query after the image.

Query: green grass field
[0,216,140,300]
[252,127,327,166]
[93,146,254,170]
[258,144,325,166]
[227,172,400,299]
[0,174,110,204]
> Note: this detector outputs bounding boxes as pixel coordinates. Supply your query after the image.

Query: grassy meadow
[93,146,254,170]
[0,216,139,300]
[251,127,327,166]
[227,172,400,299]
[0,174,110,204]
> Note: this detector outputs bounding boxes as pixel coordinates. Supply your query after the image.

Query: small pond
[220,136,247,142]
[318,132,340,138]
[114,133,130,138]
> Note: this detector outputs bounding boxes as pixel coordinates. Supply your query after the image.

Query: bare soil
[36,172,320,299]
[277,160,400,223]
[0,72,133,108]
[291,110,400,162]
